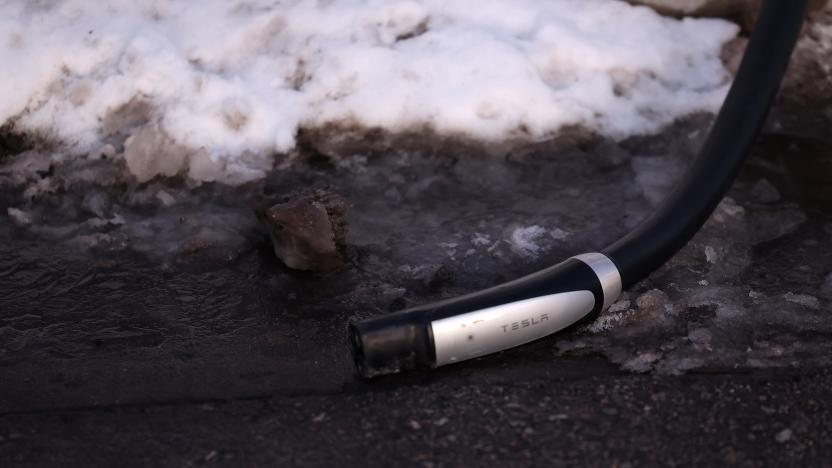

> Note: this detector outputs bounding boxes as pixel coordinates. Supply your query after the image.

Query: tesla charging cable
[349,0,810,378]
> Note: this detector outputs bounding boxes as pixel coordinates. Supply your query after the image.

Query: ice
[549,228,570,241]
[712,196,745,222]
[749,178,781,204]
[471,233,492,247]
[0,0,737,184]
[123,123,190,183]
[704,245,718,264]
[81,190,112,218]
[820,273,832,300]
[3,104,831,378]
[748,205,807,245]
[553,118,832,375]
[631,155,688,206]
[6,207,31,226]
[687,328,712,351]
[609,299,631,313]
[509,225,550,258]
[775,429,793,444]
[155,190,176,207]
[635,288,670,311]
[621,351,661,373]
[585,308,632,334]
[783,292,821,310]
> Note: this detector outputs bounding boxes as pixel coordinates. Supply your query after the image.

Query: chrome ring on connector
[572,253,622,311]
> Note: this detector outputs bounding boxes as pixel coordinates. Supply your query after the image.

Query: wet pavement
[5,368,832,466]
[2,109,832,464]
[5,5,832,464]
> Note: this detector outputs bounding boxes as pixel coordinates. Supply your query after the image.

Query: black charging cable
[349,0,809,378]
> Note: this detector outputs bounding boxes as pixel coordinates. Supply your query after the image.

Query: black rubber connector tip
[348,312,433,378]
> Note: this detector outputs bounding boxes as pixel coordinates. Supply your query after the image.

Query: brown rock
[258,189,350,272]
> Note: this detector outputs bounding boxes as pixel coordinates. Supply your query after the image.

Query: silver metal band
[572,252,622,311]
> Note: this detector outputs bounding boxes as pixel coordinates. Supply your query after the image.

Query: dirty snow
[0,0,737,184]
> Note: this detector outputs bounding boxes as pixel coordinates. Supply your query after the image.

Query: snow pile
[0,0,737,184]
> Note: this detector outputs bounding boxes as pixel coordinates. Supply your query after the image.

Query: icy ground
[2,114,832,393]
[0,0,736,183]
[2,1,832,400]
[3,5,832,466]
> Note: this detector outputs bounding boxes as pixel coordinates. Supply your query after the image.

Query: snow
[509,225,549,257]
[506,224,571,258]
[0,0,737,184]
[509,225,564,257]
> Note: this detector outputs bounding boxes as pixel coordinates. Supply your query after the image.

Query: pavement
[3,362,832,466]
[3,10,832,465]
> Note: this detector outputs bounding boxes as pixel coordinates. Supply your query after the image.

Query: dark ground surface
[2,122,832,466]
[4,13,832,465]
[4,368,832,467]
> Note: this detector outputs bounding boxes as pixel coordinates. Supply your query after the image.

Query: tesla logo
[500,313,550,332]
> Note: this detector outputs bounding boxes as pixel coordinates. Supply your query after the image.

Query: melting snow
[0,0,737,184]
